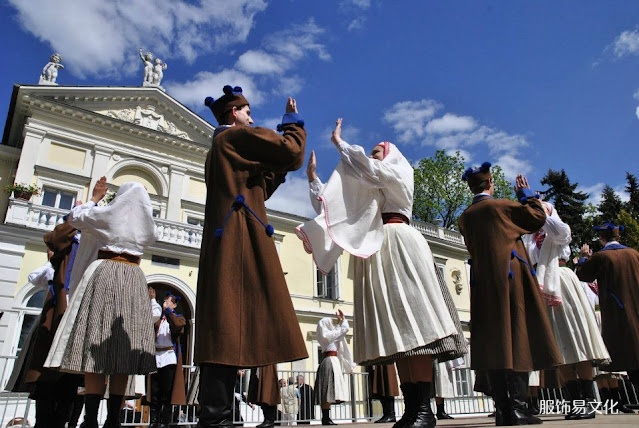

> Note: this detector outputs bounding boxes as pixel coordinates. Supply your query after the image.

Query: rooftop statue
[140,48,167,91]
[39,53,64,85]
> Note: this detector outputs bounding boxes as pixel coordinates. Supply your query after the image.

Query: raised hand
[306,151,318,181]
[91,176,108,203]
[513,174,530,193]
[286,97,298,114]
[331,118,344,146]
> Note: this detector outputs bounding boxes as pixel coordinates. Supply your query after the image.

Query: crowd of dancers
[7,85,639,428]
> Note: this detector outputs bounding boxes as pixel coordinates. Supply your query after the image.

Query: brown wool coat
[9,221,78,392]
[576,246,639,371]
[194,123,308,367]
[248,364,281,406]
[458,195,561,371]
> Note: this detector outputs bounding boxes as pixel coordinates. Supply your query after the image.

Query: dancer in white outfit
[297,118,466,428]
[524,201,610,420]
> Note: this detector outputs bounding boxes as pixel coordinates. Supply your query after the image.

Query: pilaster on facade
[90,145,114,189]
[13,126,47,185]
[167,165,187,221]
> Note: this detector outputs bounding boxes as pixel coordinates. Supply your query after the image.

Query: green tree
[413,151,515,229]
[618,210,639,251]
[540,169,593,251]
[491,165,514,200]
[413,150,470,228]
[597,184,623,224]
[624,172,639,219]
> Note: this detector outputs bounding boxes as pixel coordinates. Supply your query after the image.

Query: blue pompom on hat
[461,162,492,190]
[204,85,250,125]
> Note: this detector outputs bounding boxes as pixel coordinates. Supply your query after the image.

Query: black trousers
[151,364,177,406]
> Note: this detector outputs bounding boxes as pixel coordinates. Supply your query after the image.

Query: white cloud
[425,113,477,135]
[348,17,367,32]
[7,0,267,79]
[383,99,442,144]
[633,89,639,101]
[264,19,331,62]
[236,50,287,75]
[577,182,629,208]
[636,105,639,121]
[165,69,264,112]
[266,174,317,218]
[383,98,532,179]
[610,29,639,58]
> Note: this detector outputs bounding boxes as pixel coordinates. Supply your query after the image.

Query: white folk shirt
[151,298,177,368]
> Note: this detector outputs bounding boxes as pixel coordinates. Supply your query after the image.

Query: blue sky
[2,0,639,219]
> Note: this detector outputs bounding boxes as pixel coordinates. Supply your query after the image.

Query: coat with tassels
[458,194,562,371]
[194,123,308,367]
[576,246,639,371]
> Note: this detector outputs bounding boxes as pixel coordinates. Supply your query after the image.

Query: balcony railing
[4,199,463,249]
[4,199,203,249]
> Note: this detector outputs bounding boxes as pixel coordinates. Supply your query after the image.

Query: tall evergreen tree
[624,172,639,219]
[597,184,623,224]
[540,169,592,251]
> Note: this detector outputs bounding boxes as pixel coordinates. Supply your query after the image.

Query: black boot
[404,382,435,428]
[321,408,337,425]
[612,386,636,414]
[393,383,417,428]
[257,405,277,428]
[82,394,102,428]
[506,372,542,425]
[196,364,237,428]
[436,401,453,420]
[149,404,161,428]
[375,397,397,423]
[103,394,123,428]
[159,403,174,428]
[34,398,56,428]
[488,370,510,426]
[564,380,595,420]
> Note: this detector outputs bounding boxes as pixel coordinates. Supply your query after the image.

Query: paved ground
[360,413,639,426]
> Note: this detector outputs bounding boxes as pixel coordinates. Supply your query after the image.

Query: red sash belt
[98,250,141,265]
[382,212,410,225]
[323,351,338,357]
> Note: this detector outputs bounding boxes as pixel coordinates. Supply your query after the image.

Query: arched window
[16,289,46,353]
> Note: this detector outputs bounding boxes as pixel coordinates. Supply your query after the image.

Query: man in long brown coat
[458,162,561,426]
[8,219,82,427]
[576,223,639,390]
[195,85,308,428]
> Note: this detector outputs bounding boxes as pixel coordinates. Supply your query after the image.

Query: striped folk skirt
[44,259,156,375]
[353,223,467,366]
[314,356,349,404]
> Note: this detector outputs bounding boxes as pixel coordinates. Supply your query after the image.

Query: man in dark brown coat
[195,85,308,428]
[8,219,82,428]
[576,223,639,390]
[458,162,561,426]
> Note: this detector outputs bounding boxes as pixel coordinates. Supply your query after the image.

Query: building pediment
[3,85,215,147]
[96,105,191,140]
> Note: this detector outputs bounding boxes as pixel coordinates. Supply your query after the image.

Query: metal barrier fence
[4,357,637,427]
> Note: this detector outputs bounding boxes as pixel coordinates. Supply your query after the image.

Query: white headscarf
[296,142,413,274]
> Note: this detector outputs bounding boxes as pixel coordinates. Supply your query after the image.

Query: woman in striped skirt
[45,177,158,428]
[297,118,467,428]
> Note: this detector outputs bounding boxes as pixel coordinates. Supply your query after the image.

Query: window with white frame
[316,262,340,300]
[41,187,76,210]
[453,355,471,396]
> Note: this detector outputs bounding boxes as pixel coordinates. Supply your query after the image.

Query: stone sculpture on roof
[139,48,168,91]
[39,53,64,85]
